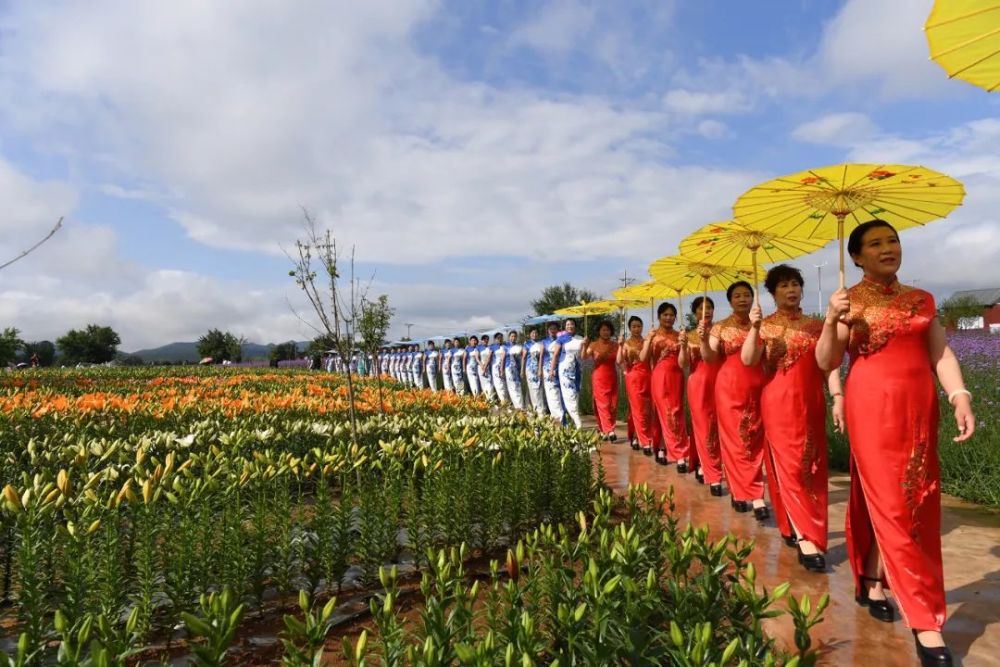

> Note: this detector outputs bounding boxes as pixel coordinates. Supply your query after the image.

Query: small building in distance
[947,288,1000,331]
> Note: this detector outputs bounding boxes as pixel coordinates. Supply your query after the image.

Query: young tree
[20,340,56,367]
[56,324,121,365]
[531,283,600,316]
[358,294,394,413]
[0,328,23,367]
[286,209,371,445]
[196,329,244,362]
[270,341,301,364]
[938,294,984,330]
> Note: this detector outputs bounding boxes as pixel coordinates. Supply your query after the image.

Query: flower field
[0,368,596,664]
[828,331,1000,507]
[0,367,829,665]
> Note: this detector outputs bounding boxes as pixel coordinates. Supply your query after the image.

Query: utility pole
[814,262,828,314]
[618,267,636,290]
[404,323,414,340]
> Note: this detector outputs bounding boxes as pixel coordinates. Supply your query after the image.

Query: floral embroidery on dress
[801,423,818,502]
[711,315,753,356]
[650,330,682,360]
[706,418,721,460]
[847,278,929,359]
[760,310,823,374]
[901,421,935,543]
[738,399,760,461]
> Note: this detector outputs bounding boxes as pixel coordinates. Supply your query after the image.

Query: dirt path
[594,422,1000,667]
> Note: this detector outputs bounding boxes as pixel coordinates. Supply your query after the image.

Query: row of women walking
[379,323,592,429]
[590,220,975,667]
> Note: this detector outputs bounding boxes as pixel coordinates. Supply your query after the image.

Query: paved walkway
[593,422,1000,667]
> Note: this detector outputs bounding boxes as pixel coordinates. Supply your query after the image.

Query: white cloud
[663,89,748,115]
[696,119,729,140]
[816,0,948,99]
[508,0,595,55]
[791,112,877,145]
[671,0,954,105]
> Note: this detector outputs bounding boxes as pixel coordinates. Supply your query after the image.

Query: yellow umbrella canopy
[732,163,965,288]
[646,259,754,322]
[557,298,648,332]
[614,281,695,323]
[678,220,829,304]
[925,0,1000,92]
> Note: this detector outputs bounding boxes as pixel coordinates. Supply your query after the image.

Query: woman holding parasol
[742,264,845,572]
[699,281,769,519]
[817,220,974,666]
[581,319,620,441]
[685,296,723,495]
[640,302,690,468]
[617,315,658,455]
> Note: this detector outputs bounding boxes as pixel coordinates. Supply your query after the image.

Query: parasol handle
[751,249,760,307]
[650,298,654,327]
[837,214,846,291]
[677,291,684,326]
[702,278,708,323]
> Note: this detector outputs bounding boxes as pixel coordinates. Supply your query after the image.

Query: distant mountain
[129,341,310,363]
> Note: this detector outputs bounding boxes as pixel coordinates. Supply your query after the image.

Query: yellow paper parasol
[925,0,1000,92]
[615,280,693,323]
[678,220,829,306]
[732,163,965,288]
[555,300,624,334]
[648,256,755,322]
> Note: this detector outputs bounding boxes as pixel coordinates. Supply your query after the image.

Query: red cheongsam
[649,329,690,461]
[844,277,945,632]
[711,315,766,502]
[759,310,829,550]
[687,330,722,485]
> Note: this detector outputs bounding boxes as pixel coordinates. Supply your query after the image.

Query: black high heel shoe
[676,461,688,474]
[913,632,953,666]
[642,446,653,456]
[710,484,723,497]
[753,505,770,522]
[796,545,826,572]
[694,469,704,484]
[630,439,641,451]
[655,451,669,466]
[855,576,896,623]
[731,499,750,513]
[609,432,618,443]
[782,534,798,548]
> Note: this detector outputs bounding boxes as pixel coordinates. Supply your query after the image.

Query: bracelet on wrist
[948,389,972,405]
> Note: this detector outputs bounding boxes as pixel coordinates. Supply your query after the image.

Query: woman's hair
[597,319,615,335]
[628,315,643,327]
[527,326,537,335]
[690,296,714,314]
[847,219,898,267]
[508,330,518,338]
[547,321,559,331]
[469,335,478,344]
[657,302,677,317]
[563,319,575,328]
[764,264,804,295]
[726,280,754,302]
[494,332,503,341]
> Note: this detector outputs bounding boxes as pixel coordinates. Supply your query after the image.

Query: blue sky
[0,0,998,349]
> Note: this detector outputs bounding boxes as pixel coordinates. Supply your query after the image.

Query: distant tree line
[0,324,124,367]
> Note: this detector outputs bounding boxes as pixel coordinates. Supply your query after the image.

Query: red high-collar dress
[844,277,945,632]
[711,315,766,502]
[759,309,829,550]
[649,329,689,460]
[589,338,619,435]
[621,337,658,448]
[687,330,722,485]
